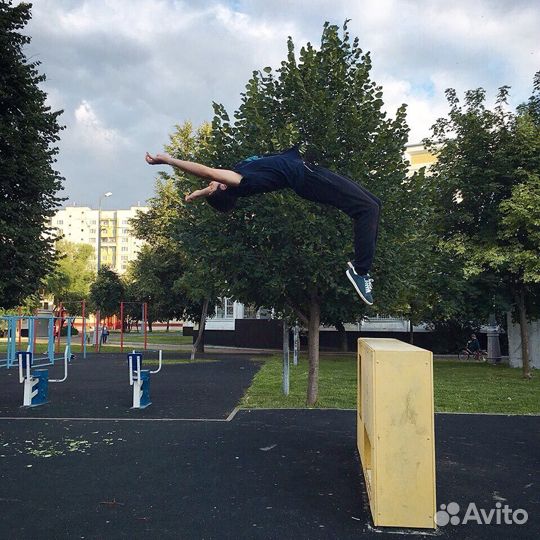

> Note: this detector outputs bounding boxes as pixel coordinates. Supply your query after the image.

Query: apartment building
[404,142,438,175]
[50,205,148,274]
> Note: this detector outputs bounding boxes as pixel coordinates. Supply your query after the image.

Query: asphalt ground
[0,352,260,419]
[0,353,538,539]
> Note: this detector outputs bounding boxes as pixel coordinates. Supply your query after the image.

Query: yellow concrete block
[357,338,436,529]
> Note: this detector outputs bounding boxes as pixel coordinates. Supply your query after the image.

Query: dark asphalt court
[0,353,538,539]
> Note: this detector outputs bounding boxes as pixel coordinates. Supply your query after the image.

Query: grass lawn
[240,354,540,415]
[107,332,192,345]
[0,339,215,364]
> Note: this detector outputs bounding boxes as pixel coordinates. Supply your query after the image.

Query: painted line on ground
[0,407,537,422]
[0,407,242,423]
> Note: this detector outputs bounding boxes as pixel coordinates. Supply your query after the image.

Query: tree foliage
[44,240,95,313]
[126,243,187,327]
[150,22,421,404]
[89,266,125,318]
[425,73,540,377]
[130,144,220,349]
[0,1,64,308]
[208,22,423,403]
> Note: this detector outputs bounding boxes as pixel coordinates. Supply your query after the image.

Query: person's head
[471,333,476,339]
[206,185,237,213]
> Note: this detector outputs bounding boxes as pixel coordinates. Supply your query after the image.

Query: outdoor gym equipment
[0,314,75,369]
[357,338,436,529]
[18,350,69,407]
[128,349,162,409]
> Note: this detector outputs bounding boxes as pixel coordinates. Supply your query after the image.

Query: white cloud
[73,100,129,152]
[20,0,539,207]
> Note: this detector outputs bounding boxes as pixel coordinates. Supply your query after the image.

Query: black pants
[296,164,381,275]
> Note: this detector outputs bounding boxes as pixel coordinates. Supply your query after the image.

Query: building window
[215,298,234,319]
[57,220,63,225]
[121,247,128,252]
[121,255,128,261]
[122,238,128,243]
[91,220,96,224]
[122,220,128,224]
[90,229,96,233]
[90,237,96,243]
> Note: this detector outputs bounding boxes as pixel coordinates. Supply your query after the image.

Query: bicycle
[458,348,488,362]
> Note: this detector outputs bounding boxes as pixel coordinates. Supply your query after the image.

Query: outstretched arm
[145,152,242,186]
[185,181,228,202]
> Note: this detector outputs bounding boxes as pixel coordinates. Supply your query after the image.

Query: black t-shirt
[206,146,304,212]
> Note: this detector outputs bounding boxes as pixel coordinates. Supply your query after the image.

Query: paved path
[0,353,537,539]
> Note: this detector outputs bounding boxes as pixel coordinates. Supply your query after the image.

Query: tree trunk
[148,320,153,332]
[191,299,209,361]
[409,319,414,344]
[306,292,321,407]
[335,321,348,352]
[515,288,532,379]
[166,320,170,332]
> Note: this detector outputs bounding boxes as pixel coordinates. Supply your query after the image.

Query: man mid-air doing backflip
[146,146,381,305]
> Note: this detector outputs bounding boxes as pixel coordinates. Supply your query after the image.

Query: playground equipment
[119,301,149,352]
[18,349,69,407]
[57,300,88,358]
[128,349,162,409]
[0,314,76,369]
[357,338,436,529]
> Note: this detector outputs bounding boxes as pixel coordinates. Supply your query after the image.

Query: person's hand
[185,181,226,202]
[145,152,170,165]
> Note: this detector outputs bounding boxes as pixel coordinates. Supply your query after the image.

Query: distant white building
[50,205,148,274]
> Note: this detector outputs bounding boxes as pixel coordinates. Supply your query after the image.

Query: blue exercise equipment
[128,350,162,409]
[0,315,75,369]
[18,350,69,407]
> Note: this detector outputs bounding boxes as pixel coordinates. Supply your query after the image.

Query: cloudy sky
[23,0,539,209]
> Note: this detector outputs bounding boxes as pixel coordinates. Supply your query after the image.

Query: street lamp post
[95,191,112,350]
[97,191,112,273]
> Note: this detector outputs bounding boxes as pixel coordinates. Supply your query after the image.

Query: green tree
[126,243,186,331]
[142,23,423,402]
[89,266,125,318]
[0,1,64,308]
[44,240,95,313]
[205,22,419,404]
[426,74,540,378]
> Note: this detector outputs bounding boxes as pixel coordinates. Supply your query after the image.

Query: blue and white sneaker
[346,262,374,305]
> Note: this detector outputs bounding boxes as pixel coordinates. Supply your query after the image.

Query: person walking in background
[101,324,109,344]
